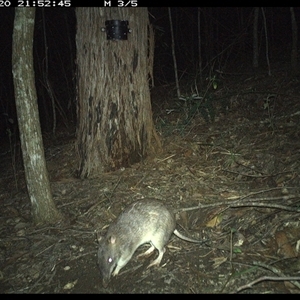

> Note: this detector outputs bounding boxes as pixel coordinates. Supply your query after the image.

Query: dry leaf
[275,231,297,258]
[211,256,227,269]
[206,215,222,228]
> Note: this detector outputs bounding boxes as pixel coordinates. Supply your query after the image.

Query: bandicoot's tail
[173,229,202,243]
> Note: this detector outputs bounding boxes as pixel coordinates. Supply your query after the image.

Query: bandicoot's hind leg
[146,235,168,268]
[137,245,156,259]
[147,246,166,268]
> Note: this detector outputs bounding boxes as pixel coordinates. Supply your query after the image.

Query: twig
[156,154,176,163]
[81,176,123,216]
[222,168,292,178]
[253,261,300,289]
[228,200,300,212]
[105,175,122,201]
[132,172,149,189]
[236,276,300,293]
[35,243,55,257]
[238,195,298,202]
[238,187,297,200]
[176,194,300,213]
[68,251,95,261]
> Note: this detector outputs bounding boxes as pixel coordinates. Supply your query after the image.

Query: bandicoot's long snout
[102,277,110,288]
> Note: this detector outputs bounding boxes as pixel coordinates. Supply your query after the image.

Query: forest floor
[0,62,300,294]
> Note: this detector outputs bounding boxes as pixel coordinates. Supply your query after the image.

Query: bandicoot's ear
[108,236,116,244]
[96,231,103,243]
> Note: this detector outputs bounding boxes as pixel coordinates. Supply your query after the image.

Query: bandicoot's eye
[108,257,113,264]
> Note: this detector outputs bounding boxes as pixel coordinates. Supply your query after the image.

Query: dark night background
[1,8,300,293]
[0,7,299,143]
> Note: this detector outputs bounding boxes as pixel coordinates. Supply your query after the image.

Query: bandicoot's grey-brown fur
[97,198,202,287]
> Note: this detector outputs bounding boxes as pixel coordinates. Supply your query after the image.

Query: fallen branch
[176,194,300,213]
[235,276,300,292]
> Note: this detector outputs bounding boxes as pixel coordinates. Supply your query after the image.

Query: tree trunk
[203,7,214,64]
[290,7,298,75]
[253,7,259,69]
[261,8,271,76]
[76,8,160,178]
[197,8,203,86]
[12,8,62,225]
[168,8,180,98]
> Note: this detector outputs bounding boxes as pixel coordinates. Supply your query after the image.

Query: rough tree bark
[290,7,298,75]
[76,8,160,178]
[12,8,62,225]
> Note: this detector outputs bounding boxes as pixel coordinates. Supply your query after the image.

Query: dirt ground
[1,65,300,293]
